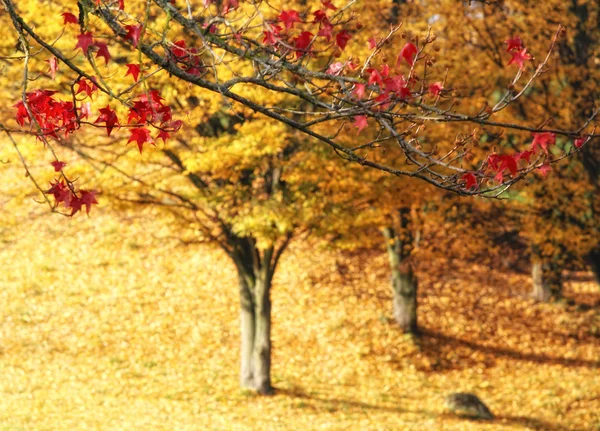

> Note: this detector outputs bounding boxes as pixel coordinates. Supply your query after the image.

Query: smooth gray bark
[238,272,255,389]
[252,276,273,394]
[232,238,288,395]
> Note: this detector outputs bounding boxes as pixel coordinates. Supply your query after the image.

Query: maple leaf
[128,127,154,153]
[95,106,119,136]
[397,42,417,66]
[507,48,532,70]
[75,78,98,98]
[462,172,478,190]
[538,163,552,177]
[69,196,83,216]
[367,37,378,50]
[125,63,141,82]
[354,115,368,134]
[47,57,59,80]
[322,0,337,10]
[326,62,344,75]
[531,132,556,154]
[367,68,383,86]
[79,190,99,215]
[516,149,534,163]
[294,32,313,58]
[156,129,170,143]
[125,24,143,48]
[318,23,334,42]
[313,10,329,24]
[335,31,352,51]
[429,82,443,97]
[574,136,587,148]
[51,160,67,172]
[61,12,78,25]
[279,10,302,30]
[75,32,95,53]
[504,35,523,52]
[353,83,366,99]
[93,42,111,65]
[263,30,279,46]
[46,179,73,207]
[79,102,92,120]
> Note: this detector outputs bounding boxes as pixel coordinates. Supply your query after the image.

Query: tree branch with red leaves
[1,0,598,215]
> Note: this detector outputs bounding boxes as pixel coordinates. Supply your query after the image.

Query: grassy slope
[0,208,599,431]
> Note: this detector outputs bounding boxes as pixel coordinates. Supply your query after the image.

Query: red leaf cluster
[46,179,99,216]
[14,90,78,139]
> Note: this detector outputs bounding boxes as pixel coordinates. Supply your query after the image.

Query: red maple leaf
[538,164,552,177]
[313,10,329,24]
[574,136,587,148]
[354,115,368,134]
[93,42,111,65]
[156,129,170,143]
[322,0,337,10]
[504,35,523,52]
[279,10,302,30]
[318,23,334,42]
[367,68,383,86]
[335,30,352,51]
[47,57,59,80]
[429,82,444,97]
[61,12,78,25]
[367,37,378,50]
[46,180,72,207]
[125,24,143,48]
[507,48,532,70]
[125,63,141,82]
[294,32,313,58]
[79,190,99,215]
[95,106,119,136]
[531,132,556,154]
[462,172,478,190]
[51,160,67,172]
[128,127,154,153]
[397,42,417,66]
[353,83,366,99]
[516,149,534,163]
[76,78,98,98]
[75,32,95,53]
[263,30,280,46]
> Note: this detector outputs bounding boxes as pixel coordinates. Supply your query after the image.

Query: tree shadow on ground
[414,328,600,373]
[438,413,571,431]
[275,386,437,417]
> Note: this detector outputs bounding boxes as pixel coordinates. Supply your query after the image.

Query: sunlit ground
[1,208,599,430]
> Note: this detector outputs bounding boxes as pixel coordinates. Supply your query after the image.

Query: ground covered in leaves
[1,210,599,430]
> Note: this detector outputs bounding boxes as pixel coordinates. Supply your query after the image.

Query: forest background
[0,0,599,429]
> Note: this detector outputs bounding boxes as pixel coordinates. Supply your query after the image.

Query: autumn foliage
[1,0,600,428]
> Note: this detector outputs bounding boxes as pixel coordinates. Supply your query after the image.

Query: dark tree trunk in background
[230,236,290,395]
[564,1,600,285]
[383,208,418,334]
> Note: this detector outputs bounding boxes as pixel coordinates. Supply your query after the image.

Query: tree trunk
[589,247,600,286]
[531,259,563,302]
[238,271,255,389]
[230,236,290,395]
[252,276,273,394]
[383,208,418,334]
